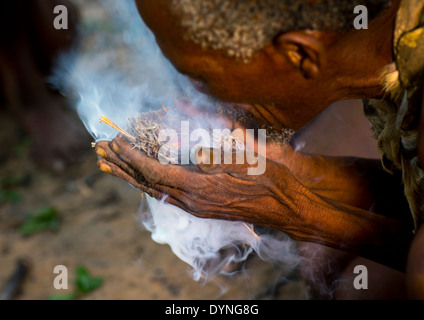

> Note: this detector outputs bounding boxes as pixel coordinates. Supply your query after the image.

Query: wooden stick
[243,223,261,241]
[99,116,136,141]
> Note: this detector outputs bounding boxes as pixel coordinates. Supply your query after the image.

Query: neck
[329,0,401,100]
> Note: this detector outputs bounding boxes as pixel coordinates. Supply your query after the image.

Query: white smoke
[51,0,300,281]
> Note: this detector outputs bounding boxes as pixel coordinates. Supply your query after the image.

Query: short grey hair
[171,0,392,61]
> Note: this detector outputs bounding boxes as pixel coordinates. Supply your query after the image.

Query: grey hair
[171,0,392,61]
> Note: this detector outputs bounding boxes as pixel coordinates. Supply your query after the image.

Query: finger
[97,158,164,199]
[111,137,193,188]
[95,140,137,178]
[152,184,213,219]
[98,156,240,221]
[97,157,204,216]
[195,148,249,175]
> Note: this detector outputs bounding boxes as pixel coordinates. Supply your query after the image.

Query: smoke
[51,0,300,282]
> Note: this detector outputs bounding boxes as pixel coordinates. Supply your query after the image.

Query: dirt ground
[0,108,306,300]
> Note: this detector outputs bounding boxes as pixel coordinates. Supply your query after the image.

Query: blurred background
[0,0,378,300]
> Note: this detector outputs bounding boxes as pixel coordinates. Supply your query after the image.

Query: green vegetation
[0,189,22,204]
[50,266,104,300]
[19,206,60,236]
[0,175,28,205]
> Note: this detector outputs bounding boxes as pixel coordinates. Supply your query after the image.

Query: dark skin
[95,0,424,297]
[96,137,412,271]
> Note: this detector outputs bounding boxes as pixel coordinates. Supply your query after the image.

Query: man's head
[171,0,391,61]
[135,0,397,130]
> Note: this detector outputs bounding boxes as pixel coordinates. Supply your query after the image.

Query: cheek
[207,77,250,102]
[155,41,276,104]
[209,74,276,104]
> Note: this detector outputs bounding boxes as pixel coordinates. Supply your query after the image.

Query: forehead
[136,0,265,65]
[134,0,236,70]
[135,1,197,63]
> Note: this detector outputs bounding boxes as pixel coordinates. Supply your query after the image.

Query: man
[95,0,424,298]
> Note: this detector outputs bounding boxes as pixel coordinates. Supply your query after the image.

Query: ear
[273,31,327,79]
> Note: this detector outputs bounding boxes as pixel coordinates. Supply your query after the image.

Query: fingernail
[99,163,112,174]
[95,147,108,159]
[111,142,120,154]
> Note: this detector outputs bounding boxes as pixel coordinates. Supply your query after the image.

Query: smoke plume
[51,0,300,282]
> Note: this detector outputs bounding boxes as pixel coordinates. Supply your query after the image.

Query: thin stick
[161,102,168,112]
[243,223,261,241]
[99,116,136,141]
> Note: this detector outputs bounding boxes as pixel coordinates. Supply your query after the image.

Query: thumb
[194,147,247,174]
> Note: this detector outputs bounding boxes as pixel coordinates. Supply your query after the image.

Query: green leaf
[19,206,60,236]
[74,266,104,295]
[49,266,104,300]
[0,190,22,205]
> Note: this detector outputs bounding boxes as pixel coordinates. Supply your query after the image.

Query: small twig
[161,102,168,113]
[0,259,31,300]
[99,116,136,141]
[243,223,261,241]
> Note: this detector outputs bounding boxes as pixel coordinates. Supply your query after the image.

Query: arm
[95,138,414,271]
[286,188,412,272]
[267,142,410,219]
[176,99,410,218]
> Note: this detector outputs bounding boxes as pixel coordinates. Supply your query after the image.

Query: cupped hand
[94,137,307,230]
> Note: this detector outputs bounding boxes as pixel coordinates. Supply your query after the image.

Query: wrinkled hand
[94,137,308,230]
[94,137,416,271]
